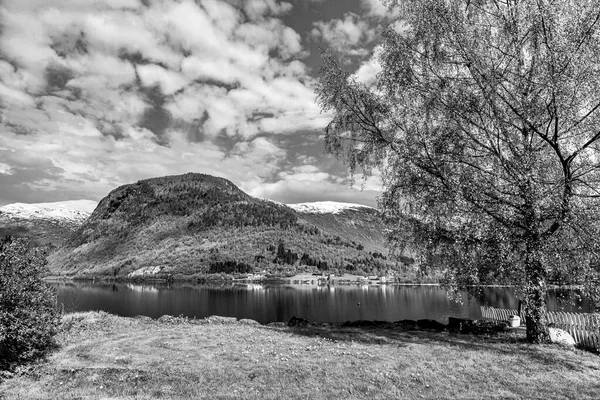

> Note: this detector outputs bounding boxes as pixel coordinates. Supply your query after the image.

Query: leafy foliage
[316,0,600,342]
[0,237,61,370]
[208,260,253,274]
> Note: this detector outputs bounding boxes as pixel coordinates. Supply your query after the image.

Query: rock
[342,320,390,328]
[267,322,287,328]
[549,327,576,346]
[448,317,476,333]
[288,316,311,327]
[417,319,446,331]
[393,319,418,329]
[238,318,260,325]
[206,315,238,324]
[134,315,152,322]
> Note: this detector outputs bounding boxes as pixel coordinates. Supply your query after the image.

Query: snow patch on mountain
[27,200,98,213]
[0,200,96,223]
[287,201,375,214]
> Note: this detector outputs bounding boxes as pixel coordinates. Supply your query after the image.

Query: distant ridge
[19,200,98,213]
[0,200,96,222]
[288,201,375,214]
[0,200,96,246]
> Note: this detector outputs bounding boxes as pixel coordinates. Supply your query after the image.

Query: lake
[53,282,596,324]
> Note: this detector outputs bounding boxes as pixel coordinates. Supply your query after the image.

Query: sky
[0,0,398,207]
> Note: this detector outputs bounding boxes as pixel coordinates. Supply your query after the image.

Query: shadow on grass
[277,323,597,372]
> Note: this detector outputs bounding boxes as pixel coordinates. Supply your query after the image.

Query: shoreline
[44,274,583,290]
[42,272,441,286]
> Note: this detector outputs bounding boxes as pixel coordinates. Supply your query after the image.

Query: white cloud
[74,52,137,87]
[352,46,383,86]
[202,0,241,34]
[278,27,303,59]
[249,160,381,207]
[311,13,375,56]
[250,179,379,207]
[0,122,292,204]
[0,81,36,108]
[155,0,230,58]
[359,0,398,18]
[278,164,331,182]
[0,0,339,204]
[352,169,384,192]
[241,0,293,20]
[137,64,187,95]
[180,56,239,85]
[0,162,14,175]
[230,137,288,184]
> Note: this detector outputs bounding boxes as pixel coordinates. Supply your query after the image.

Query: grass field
[1,312,599,399]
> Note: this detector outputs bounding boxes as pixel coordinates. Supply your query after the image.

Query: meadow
[1,312,599,399]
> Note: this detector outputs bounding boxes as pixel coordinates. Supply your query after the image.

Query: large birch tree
[316,0,600,343]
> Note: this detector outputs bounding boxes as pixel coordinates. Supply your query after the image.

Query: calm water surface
[55,282,592,323]
[53,282,595,324]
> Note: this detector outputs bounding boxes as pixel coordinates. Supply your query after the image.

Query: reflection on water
[126,284,158,293]
[53,282,595,324]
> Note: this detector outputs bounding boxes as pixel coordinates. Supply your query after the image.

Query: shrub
[0,237,61,370]
[208,260,253,274]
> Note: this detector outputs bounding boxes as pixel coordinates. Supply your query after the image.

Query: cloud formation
[359,0,393,18]
[311,13,375,57]
[352,46,383,86]
[0,0,383,206]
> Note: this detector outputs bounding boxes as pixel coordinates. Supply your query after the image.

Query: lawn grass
[1,311,599,399]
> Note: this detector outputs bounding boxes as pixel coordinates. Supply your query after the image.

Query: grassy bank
[1,312,599,399]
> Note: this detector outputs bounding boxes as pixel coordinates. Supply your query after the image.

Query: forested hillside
[48,173,412,278]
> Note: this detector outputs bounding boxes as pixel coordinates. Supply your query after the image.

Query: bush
[208,260,253,274]
[0,237,61,370]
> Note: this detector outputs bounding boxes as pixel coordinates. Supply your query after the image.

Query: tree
[0,237,61,370]
[316,0,600,343]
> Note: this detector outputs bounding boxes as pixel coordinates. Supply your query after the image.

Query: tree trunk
[523,240,551,344]
[524,283,550,343]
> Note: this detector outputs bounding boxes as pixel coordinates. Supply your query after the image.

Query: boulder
[549,327,576,346]
[393,319,418,330]
[417,319,446,331]
[288,316,311,327]
[448,317,476,333]
[342,320,390,328]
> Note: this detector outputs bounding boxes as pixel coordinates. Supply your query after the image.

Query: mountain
[0,200,97,247]
[288,201,386,253]
[48,173,410,278]
[287,201,375,214]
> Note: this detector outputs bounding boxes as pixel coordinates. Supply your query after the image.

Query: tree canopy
[0,237,61,370]
[316,0,600,342]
